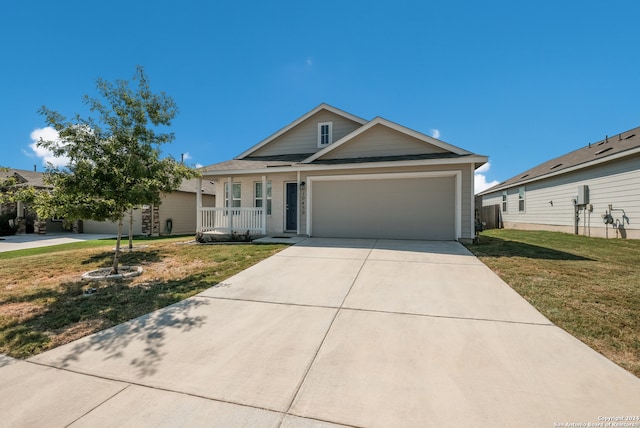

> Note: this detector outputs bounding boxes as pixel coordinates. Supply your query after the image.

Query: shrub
[0,213,18,236]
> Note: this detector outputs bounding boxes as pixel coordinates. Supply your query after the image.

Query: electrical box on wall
[577,185,589,205]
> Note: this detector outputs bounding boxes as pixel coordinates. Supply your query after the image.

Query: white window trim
[518,186,526,213]
[254,181,272,215]
[225,182,241,208]
[317,121,333,147]
[502,191,508,213]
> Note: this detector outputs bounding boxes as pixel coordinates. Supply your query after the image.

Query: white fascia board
[200,155,488,177]
[234,103,368,160]
[478,146,640,196]
[303,117,472,163]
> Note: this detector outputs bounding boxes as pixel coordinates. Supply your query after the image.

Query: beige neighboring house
[196,104,487,242]
[1,169,215,236]
[478,126,640,239]
[82,178,216,236]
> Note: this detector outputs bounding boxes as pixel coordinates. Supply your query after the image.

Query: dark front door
[285,182,298,232]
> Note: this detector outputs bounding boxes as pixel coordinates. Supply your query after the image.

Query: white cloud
[474,162,500,194]
[29,127,70,168]
[181,152,192,161]
[475,162,491,173]
[430,129,441,139]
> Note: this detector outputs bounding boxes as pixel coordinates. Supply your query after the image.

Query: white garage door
[309,175,456,240]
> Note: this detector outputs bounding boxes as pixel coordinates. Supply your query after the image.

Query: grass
[466,229,640,377]
[0,237,286,358]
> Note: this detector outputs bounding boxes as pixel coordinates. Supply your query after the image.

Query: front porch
[197,207,266,235]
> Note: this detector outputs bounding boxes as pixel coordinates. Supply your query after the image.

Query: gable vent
[594,147,613,156]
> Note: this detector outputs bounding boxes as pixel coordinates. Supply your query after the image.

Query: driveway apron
[3,238,639,427]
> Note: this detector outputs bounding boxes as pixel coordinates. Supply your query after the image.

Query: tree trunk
[128,208,134,250]
[112,216,123,274]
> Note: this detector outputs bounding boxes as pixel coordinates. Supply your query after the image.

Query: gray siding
[482,154,640,238]
[321,124,448,160]
[250,111,362,157]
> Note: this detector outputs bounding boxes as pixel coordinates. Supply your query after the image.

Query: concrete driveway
[1,238,639,427]
[0,233,115,253]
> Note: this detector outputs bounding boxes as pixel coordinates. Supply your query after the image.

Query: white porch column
[296,171,301,235]
[227,176,233,234]
[261,175,267,235]
[196,177,202,232]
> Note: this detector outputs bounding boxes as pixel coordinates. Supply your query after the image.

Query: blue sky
[2,1,639,193]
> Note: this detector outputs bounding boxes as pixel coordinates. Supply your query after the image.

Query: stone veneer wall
[141,205,160,235]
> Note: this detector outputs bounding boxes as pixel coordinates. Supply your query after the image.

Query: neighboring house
[82,178,216,236]
[196,104,488,242]
[1,169,215,236]
[479,126,640,239]
[0,168,65,234]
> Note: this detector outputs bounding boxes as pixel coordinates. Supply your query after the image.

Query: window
[254,181,272,215]
[518,186,525,212]
[224,182,241,208]
[317,121,333,147]
[502,191,507,212]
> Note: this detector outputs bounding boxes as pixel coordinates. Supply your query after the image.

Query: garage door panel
[311,176,455,240]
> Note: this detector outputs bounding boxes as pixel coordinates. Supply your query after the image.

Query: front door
[285,182,298,232]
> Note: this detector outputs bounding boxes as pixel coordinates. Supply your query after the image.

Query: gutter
[199,155,489,176]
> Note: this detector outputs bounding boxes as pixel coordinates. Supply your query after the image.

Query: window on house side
[518,186,525,212]
[224,182,241,208]
[318,122,333,147]
[254,181,272,215]
[502,191,507,212]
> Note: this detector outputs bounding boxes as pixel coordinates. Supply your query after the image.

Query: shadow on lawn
[469,235,593,261]
[81,249,163,266]
[55,296,208,378]
[0,275,215,376]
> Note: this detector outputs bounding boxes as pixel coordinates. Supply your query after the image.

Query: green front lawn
[0,237,286,358]
[466,229,640,377]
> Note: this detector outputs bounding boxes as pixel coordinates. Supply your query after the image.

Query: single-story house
[1,169,215,236]
[196,104,488,242]
[0,168,64,234]
[478,126,640,239]
[81,178,216,236]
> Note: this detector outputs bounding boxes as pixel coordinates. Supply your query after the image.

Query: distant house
[479,126,640,239]
[196,104,488,242]
[0,169,215,236]
[0,169,62,234]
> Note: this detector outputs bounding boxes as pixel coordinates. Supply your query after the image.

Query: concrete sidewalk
[0,233,116,252]
[1,238,639,427]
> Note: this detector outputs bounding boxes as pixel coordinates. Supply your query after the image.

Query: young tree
[37,66,198,274]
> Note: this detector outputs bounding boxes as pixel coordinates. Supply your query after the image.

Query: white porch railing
[198,207,265,234]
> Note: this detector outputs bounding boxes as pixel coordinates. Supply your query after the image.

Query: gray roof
[480,125,640,195]
[199,158,304,172]
[1,168,214,195]
[311,153,470,165]
[177,178,216,195]
[0,169,48,188]
[199,152,473,173]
